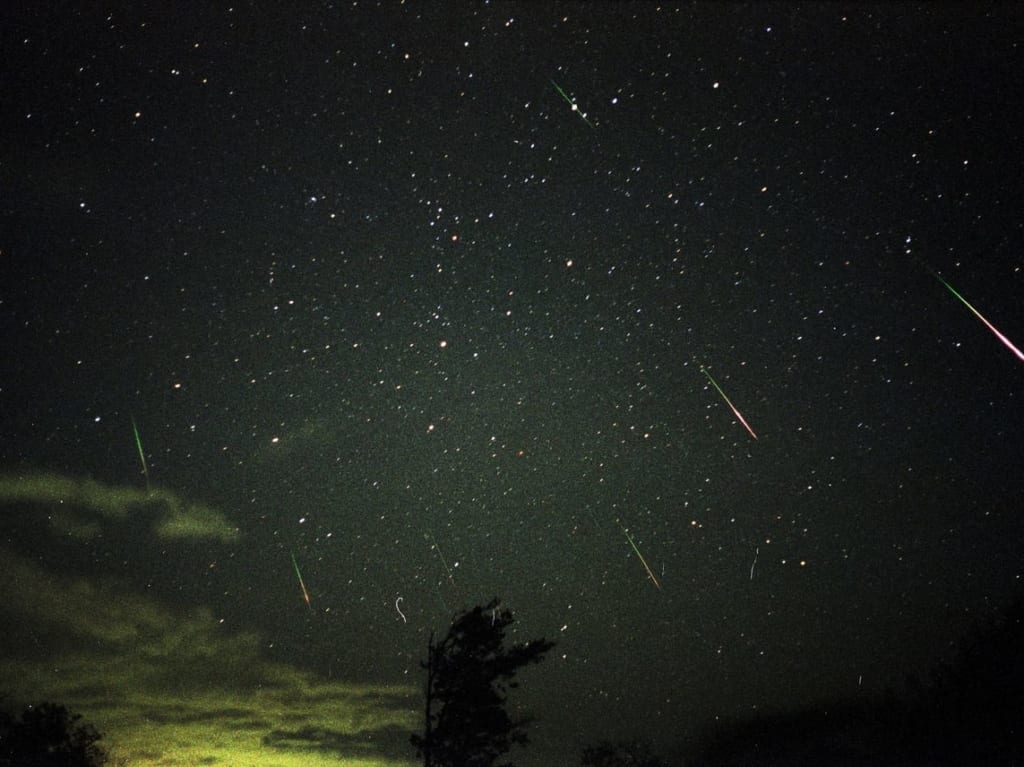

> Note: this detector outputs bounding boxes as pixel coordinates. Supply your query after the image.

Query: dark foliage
[411,597,555,767]
[0,701,107,767]
[581,738,665,767]
[688,596,1024,766]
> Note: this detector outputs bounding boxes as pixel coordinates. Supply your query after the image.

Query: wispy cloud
[0,472,239,542]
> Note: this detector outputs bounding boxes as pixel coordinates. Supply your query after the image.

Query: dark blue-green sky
[2,3,1022,765]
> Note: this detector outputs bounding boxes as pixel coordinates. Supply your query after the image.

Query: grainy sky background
[2,3,1022,765]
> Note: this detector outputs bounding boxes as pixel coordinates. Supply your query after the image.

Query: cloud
[1,547,170,651]
[0,472,239,542]
[0,474,419,765]
[249,416,338,465]
[0,546,419,766]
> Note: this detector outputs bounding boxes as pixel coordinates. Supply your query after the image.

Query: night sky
[2,3,1023,766]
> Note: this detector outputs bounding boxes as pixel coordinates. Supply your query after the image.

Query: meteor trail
[700,366,758,440]
[617,519,661,590]
[130,416,150,491]
[931,272,1024,362]
[426,530,456,587]
[290,551,312,610]
[550,79,596,129]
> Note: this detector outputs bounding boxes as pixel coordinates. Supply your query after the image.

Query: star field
[1,4,1022,766]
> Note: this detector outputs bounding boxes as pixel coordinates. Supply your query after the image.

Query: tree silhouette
[411,597,555,767]
[0,701,107,767]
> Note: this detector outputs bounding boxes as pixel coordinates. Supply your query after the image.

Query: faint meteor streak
[699,365,758,440]
[550,79,596,129]
[130,416,151,491]
[617,519,661,590]
[931,271,1024,362]
[427,530,456,587]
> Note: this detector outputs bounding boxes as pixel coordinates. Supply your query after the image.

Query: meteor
[290,551,312,610]
[932,271,1024,362]
[699,366,758,440]
[617,519,661,590]
[550,79,596,129]
[130,416,151,491]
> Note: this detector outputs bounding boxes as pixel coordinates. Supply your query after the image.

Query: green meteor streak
[700,365,758,440]
[617,519,661,590]
[931,272,1024,362]
[131,416,150,491]
[550,79,595,129]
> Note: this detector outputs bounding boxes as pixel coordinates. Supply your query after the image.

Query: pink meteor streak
[934,273,1024,363]
[700,366,758,440]
[728,401,758,440]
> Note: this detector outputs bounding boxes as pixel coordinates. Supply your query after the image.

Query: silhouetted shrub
[0,701,107,767]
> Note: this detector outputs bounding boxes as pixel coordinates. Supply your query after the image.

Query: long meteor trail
[931,272,1024,362]
[700,365,758,440]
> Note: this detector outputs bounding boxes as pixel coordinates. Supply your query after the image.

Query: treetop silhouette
[411,597,555,767]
